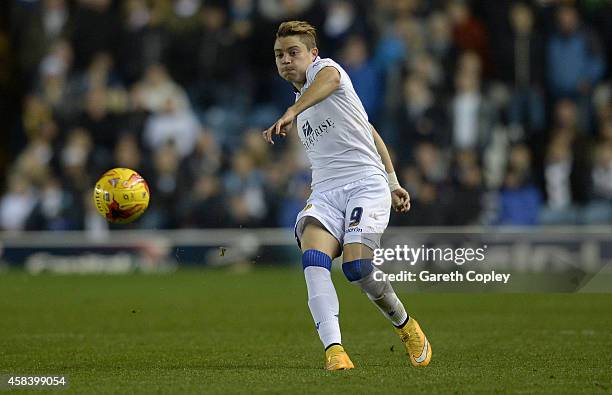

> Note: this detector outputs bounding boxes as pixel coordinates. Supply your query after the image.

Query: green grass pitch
[1,267,611,394]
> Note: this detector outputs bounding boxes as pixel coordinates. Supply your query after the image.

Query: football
[93,168,150,224]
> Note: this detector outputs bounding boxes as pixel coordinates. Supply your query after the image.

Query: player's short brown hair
[276,21,317,49]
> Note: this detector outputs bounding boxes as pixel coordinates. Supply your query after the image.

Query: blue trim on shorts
[342,259,373,281]
[302,249,332,271]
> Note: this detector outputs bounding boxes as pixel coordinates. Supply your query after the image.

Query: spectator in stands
[392,162,446,226]
[447,149,484,225]
[321,0,365,53]
[540,101,592,224]
[180,174,229,228]
[391,142,451,226]
[447,0,492,77]
[0,174,37,232]
[262,131,309,228]
[583,117,612,224]
[257,0,319,22]
[408,52,445,95]
[593,82,611,125]
[542,135,577,224]
[373,15,411,75]
[71,0,121,71]
[131,64,190,113]
[261,163,288,228]
[426,11,457,87]
[78,87,121,151]
[224,150,267,227]
[451,55,495,152]
[12,0,71,84]
[415,141,448,186]
[395,73,448,159]
[191,2,248,110]
[241,128,271,169]
[339,35,382,122]
[277,171,311,229]
[496,144,542,225]
[162,0,202,88]
[114,133,146,176]
[180,128,222,182]
[25,175,71,230]
[60,128,97,197]
[36,39,75,119]
[117,0,163,84]
[547,5,606,99]
[13,110,59,195]
[21,94,54,140]
[583,142,612,224]
[143,96,200,159]
[228,0,255,37]
[502,2,545,135]
[18,95,59,171]
[144,143,182,228]
[599,115,612,143]
[69,51,125,102]
[546,4,606,132]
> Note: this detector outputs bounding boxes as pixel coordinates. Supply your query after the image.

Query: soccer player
[263,21,432,370]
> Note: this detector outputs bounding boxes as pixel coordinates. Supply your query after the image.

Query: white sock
[354,267,408,327]
[304,266,341,348]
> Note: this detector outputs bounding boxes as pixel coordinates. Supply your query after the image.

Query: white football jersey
[295,57,387,192]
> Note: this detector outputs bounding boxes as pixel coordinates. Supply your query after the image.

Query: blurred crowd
[1,0,611,232]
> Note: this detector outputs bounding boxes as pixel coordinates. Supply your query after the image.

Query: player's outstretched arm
[291,66,340,115]
[263,67,340,144]
[370,124,411,213]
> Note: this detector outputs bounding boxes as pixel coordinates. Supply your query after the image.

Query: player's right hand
[263,107,296,144]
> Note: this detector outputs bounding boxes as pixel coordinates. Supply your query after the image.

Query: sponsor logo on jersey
[302,121,314,137]
[300,118,335,149]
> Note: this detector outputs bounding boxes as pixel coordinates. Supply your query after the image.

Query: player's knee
[342,259,374,282]
[342,242,374,262]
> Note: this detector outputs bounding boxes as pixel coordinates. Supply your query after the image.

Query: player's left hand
[391,187,411,213]
[263,107,297,144]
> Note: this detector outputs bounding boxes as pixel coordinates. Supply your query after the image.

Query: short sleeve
[306,58,343,85]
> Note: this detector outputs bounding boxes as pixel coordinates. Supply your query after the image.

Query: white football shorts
[294,174,391,251]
